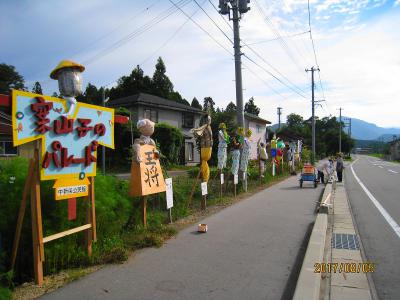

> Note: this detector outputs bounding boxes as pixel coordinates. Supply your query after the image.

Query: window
[182,113,194,128]
[0,141,17,156]
[144,108,158,123]
[256,124,261,133]
[185,142,194,161]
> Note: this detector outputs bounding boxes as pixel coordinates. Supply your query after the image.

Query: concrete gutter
[293,183,330,300]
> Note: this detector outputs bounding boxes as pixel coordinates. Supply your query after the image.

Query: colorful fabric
[231,149,241,175]
[271,148,277,157]
[240,138,251,172]
[217,147,227,170]
[201,147,212,182]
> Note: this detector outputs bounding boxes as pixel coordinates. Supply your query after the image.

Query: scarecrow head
[50,60,85,97]
[137,119,155,137]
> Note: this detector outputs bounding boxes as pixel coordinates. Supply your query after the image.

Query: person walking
[317,159,330,184]
[336,154,344,182]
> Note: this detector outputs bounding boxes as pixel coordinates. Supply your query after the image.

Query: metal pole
[311,68,316,165]
[101,88,106,174]
[277,107,282,130]
[339,107,342,153]
[232,1,244,127]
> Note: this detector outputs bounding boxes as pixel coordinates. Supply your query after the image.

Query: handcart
[299,164,318,188]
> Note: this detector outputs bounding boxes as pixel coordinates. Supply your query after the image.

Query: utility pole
[306,66,319,165]
[338,107,343,154]
[277,107,282,130]
[219,0,250,127]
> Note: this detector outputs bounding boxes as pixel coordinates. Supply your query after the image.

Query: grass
[0,286,12,300]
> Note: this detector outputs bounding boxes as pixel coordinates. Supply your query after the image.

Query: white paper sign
[201,182,208,196]
[220,173,224,185]
[234,174,238,184]
[165,178,173,209]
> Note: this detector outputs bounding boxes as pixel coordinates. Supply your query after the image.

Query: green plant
[153,123,184,165]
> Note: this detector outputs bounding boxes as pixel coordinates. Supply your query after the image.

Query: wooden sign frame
[11,148,97,286]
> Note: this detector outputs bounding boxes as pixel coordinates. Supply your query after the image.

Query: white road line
[350,162,400,239]
[388,169,398,174]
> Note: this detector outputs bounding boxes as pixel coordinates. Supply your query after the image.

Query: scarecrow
[50,60,85,116]
[231,127,244,176]
[217,122,229,170]
[191,115,213,182]
[240,128,252,174]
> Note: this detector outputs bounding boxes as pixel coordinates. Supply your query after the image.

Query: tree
[191,97,202,110]
[286,113,303,129]
[31,81,43,94]
[244,97,260,116]
[0,63,26,94]
[225,101,236,113]
[152,57,174,99]
[203,96,215,113]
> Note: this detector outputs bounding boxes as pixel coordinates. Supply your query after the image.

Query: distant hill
[349,117,400,140]
[269,117,400,141]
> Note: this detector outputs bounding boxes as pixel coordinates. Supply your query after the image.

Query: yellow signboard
[53,178,90,200]
[129,144,166,196]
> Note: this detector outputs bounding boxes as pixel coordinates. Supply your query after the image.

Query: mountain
[347,117,400,140]
[269,117,400,141]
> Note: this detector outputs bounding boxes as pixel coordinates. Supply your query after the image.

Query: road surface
[41,175,323,300]
[345,155,400,299]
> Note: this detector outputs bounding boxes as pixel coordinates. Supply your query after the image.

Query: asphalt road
[345,155,400,300]
[41,175,323,300]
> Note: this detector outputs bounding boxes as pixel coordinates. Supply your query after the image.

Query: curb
[293,183,330,300]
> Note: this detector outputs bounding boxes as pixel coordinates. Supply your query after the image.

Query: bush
[153,123,183,165]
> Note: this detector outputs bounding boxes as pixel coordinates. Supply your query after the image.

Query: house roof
[244,112,271,124]
[108,93,205,114]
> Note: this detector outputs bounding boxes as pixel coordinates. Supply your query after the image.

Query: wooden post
[234,183,237,197]
[201,195,206,210]
[85,177,96,257]
[169,208,172,224]
[187,169,201,208]
[11,159,35,270]
[141,196,147,227]
[31,149,44,286]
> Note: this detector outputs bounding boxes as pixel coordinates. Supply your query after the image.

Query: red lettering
[94,123,106,136]
[30,97,53,134]
[54,116,74,134]
[76,118,93,138]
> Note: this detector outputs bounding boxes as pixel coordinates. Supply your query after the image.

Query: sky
[1,0,399,128]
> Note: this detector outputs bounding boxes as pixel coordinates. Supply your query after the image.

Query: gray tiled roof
[108,93,204,114]
[244,112,271,124]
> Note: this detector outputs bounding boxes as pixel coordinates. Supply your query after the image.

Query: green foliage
[225,101,236,113]
[0,63,25,94]
[152,57,174,99]
[153,123,184,165]
[278,114,355,158]
[77,83,104,106]
[203,97,215,113]
[191,97,202,110]
[31,81,43,95]
[244,97,260,116]
[0,286,12,300]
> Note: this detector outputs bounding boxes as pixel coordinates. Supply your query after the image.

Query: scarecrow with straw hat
[240,128,252,174]
[217,122,229,170]
[50,60,85,117]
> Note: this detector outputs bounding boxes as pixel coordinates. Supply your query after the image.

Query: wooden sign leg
[187,169,201,208]
[201,195,206,210]
[31,152,44,286]
[141,196,147,227]
[85,177,97,257]
[11,159,34,270]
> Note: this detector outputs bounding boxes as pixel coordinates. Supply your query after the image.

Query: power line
[307,0,328,113]
[193,0,233,44]
[245,30,310,46]
[206,0,307,98]
[253,0,307,77]
[83,0,192,66]
[243,54,307,99]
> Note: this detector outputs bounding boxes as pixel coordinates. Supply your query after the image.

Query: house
[0,94,17,157]
[108,93,205,165]
[244,112,271,160]
[389,139,400,160]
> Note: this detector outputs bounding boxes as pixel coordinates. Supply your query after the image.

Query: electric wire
[245,31,310,45]
[83,0,192,66]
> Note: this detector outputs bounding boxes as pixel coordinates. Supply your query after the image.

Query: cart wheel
[300,180,303,188]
